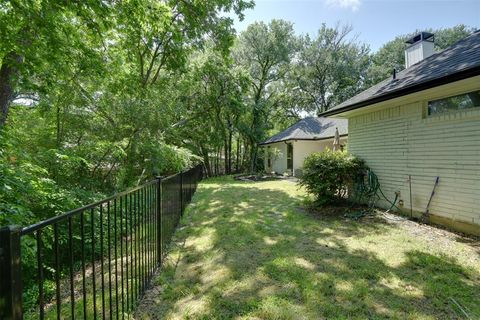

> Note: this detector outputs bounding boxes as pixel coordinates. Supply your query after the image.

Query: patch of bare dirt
[380,211,480,254]
[300,202,479,256]
[300,203,371,218]
[233,174,294,182]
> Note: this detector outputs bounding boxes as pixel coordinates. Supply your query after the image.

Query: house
[260,117,347,176]
[321,31,480,236]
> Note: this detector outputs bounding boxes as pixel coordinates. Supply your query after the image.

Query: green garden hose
[345,170,400,219]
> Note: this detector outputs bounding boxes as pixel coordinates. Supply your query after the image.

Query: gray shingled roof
[322,30,480,116]
[260,117,348,145]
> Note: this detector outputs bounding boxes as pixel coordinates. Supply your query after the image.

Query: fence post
[0,225,23,320]
[180,171,184,214]
[156,176,163,265]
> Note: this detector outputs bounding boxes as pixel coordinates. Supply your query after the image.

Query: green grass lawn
[136,177,480,320]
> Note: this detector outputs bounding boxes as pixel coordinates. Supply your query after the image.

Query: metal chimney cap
[405,32,434,45]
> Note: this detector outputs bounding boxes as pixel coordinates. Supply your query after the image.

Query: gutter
[320,65,480,117]
[259,134,348,146]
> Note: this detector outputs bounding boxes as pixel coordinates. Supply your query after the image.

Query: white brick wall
[264,142,287,174]
[263,137,347,176]
[348,92,480,226]
[292,138,347,174]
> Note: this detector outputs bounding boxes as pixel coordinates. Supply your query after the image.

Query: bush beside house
[299,150,367,205]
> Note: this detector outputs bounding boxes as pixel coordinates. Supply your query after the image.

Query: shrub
[299,149,367,205]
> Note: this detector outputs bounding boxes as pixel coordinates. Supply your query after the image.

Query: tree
[0,1,111,127]
[295,23,370,114]
[165,48,249,176]
[87,0,254,183]
[0,0,255,199]
[233,19,298,172]
[0,0,254,128]
[116,0,253,89]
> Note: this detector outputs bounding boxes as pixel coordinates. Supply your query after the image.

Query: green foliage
[116,140,201,186]
[0,131,104,312]
[0,133,97,227]
[165,47,251,176]
[233,19,298,171]
[1,1,253,311]
[299,150,367,205]
[295,23,370,114]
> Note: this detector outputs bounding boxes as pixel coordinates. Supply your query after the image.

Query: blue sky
[232,0,480,51]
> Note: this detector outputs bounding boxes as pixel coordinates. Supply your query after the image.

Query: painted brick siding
[292,138,347,174]
[349,103,480,226]
[263,137,348,176]
[264,142,287,174]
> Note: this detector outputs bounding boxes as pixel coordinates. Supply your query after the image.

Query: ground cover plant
[136,177,480,319]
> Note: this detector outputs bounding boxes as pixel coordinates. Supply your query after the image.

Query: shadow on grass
[137,178,480,320]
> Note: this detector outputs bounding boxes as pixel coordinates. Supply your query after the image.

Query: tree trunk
[218,147,221,175]
[249,100,263,173]
[56,104,62,148]
[228,130,232,174]
[214,148,219,176]
[249,136,258,173]
[0,53,20,127]
[242,139,248,170]
[200,145,212,178]
[224,139,228,175]
[236,136,240,173]
[200,144,212,177]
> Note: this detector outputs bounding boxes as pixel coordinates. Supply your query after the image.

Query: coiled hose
[345,170,401,219]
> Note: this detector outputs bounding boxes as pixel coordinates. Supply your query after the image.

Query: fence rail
[0,165,203,319]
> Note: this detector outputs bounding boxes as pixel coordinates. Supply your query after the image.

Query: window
[287,143,293,170]
[428,90,480,116]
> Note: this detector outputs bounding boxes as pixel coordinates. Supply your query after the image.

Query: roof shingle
[260,117,347,145]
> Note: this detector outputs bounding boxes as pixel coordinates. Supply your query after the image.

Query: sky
[232,0,480,51]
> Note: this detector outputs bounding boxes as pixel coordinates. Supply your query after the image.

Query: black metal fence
[0,165,203,319]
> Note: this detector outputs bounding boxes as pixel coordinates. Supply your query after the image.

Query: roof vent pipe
[392,68,396,80]
[404,32,435,68]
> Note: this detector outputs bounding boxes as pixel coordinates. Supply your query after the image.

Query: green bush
[299,150,367,205]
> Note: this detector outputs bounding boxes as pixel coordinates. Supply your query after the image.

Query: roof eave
[259,134,348,146]
[320,65,480,117]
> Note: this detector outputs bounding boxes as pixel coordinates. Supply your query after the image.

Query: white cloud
[325,0,361,11]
